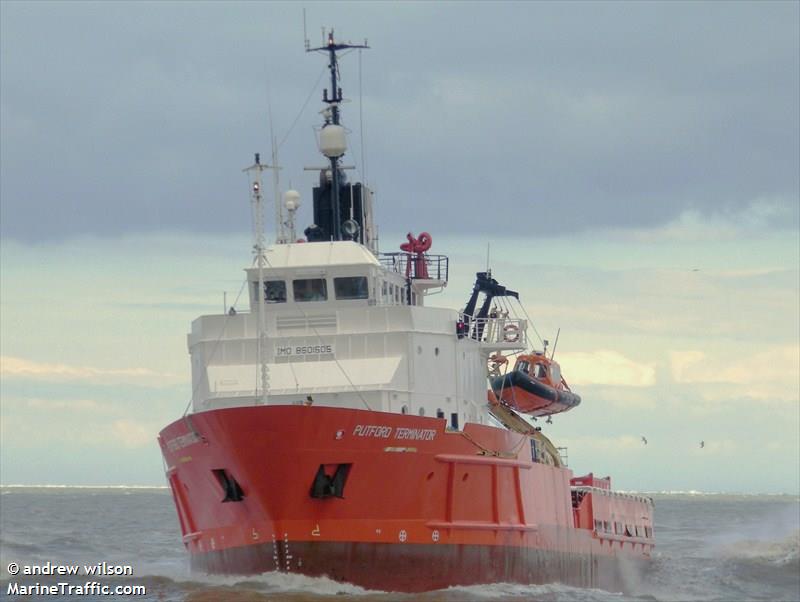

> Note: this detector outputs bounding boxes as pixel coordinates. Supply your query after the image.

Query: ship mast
[243,153,276,405]
[307,29,368,241]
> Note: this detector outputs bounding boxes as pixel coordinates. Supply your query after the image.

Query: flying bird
[641,436,648,445]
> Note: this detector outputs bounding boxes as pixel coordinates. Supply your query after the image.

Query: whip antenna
[551,327,561,360]
[243,153,279,405]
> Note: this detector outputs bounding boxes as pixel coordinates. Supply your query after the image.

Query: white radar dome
[319,124,347,158]
[284,189,301,211]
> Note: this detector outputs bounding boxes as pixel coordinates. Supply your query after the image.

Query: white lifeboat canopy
[319,124,347,158]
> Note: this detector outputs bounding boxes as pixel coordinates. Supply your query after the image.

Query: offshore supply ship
[158,31,654,593]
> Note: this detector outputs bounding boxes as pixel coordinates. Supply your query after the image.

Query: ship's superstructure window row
[251,275,421,307]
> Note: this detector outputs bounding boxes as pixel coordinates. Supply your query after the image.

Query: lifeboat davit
[490,352,581,417]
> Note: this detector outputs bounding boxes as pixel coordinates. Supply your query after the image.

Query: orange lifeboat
[489,352,581,417]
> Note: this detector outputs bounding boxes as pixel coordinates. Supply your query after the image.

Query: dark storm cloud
[1,1,797,242]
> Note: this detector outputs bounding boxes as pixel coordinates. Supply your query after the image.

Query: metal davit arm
[462,272,520,340]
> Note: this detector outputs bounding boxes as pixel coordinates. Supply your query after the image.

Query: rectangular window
[334,276,369,300]
[293,278,328,302]
[450,412,459,430]
[382,281,388,300]
[264,280,286,303]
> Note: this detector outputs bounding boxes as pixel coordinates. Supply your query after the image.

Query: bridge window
[264,280,286,303]
[293,278,328,302]
[516,360,530,374]
[334,276,369,300]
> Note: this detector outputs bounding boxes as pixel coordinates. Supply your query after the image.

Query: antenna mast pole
[551,327,561,360]
[243,153,276,405]
[307,29,368,241]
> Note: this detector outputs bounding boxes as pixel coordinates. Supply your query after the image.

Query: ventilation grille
[276,314,337,332]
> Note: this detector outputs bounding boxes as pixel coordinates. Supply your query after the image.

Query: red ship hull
[159,405,653,593]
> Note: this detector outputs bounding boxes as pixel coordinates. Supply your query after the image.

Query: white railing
[458,314,527,347]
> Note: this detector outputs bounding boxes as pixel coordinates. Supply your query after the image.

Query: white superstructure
[188,240,527,430]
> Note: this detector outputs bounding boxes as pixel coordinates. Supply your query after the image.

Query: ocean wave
[0,537,41,556]
[138,571,379,596]
[719,530,800,566]
[441,581,627,600]
[130,575,634,602]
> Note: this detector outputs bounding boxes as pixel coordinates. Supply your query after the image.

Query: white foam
[443,581,625,600]
[719,529,800,565]
[180,571,381,596]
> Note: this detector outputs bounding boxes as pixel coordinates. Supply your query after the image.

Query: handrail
[458,313,527,346]
[379,252,449,281]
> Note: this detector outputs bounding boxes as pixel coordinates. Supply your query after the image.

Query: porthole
[418,407,425,416]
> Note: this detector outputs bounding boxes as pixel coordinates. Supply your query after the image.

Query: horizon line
[1,484,798,497]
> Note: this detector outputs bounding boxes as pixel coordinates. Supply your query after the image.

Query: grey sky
[1,1,798,242]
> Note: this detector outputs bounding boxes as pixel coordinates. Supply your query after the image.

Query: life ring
[503,324,520,343]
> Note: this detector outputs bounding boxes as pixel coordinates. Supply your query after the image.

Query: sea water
[1,487,797,601]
